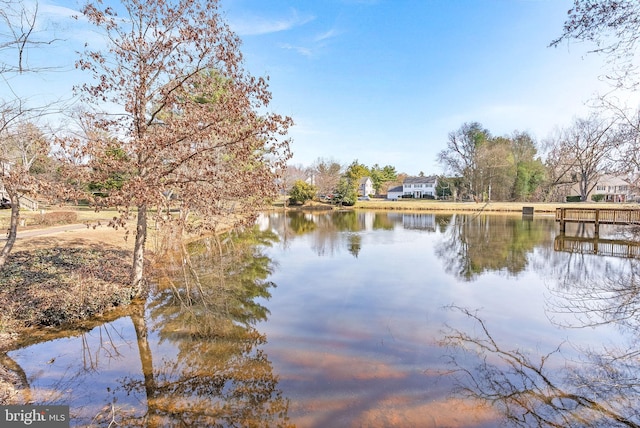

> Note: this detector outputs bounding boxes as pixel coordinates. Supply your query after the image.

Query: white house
[358,176,374,196]
[595,175,639,202]
[386,175,438,200]
[402,175,438,199]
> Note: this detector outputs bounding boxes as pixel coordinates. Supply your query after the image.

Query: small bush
[591,194,605,202]
[288,180,317,205]
[566,195,582,202]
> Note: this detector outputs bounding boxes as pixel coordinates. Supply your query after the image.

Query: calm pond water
[6,210,640,427]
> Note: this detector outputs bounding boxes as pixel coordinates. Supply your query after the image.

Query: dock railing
[554,235,640,258]
[556,208,640,234]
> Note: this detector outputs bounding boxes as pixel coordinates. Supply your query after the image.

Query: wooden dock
[556,208,640,235]
[554,235,640,258]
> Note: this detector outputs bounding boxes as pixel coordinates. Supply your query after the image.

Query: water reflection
[5,228,291,427]
[555,235,640,259]
[439,221,640,426]
[261,211,558,279]
[258,211,640,426]
[120,229,291,427]
[545,256,640,330]
[440,305,640,427]
[5,211,640,427]
[261,210,456,259]
[433,214,549,281]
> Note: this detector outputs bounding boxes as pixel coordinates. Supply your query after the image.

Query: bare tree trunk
[0,192,20,270]
[131,204,147,297]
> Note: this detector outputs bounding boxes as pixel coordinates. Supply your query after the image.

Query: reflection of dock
[554,235,640,258]
[556,208,640,235]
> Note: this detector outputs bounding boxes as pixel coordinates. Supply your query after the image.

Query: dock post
[595,209,599,236]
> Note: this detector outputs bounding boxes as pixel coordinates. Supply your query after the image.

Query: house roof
[359,176,372,184]
[387,185,403,193]
[404,175,437,185]
[597,174,631,186]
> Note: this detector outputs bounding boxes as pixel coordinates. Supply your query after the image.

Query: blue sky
[2,0,627,175]
[223,0,623,175]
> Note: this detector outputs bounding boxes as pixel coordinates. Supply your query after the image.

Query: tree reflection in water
[435,214,547,281]
[112,228,292,427]
[546,256,640,330]
[441,301,640,427]
[434,217,640,426]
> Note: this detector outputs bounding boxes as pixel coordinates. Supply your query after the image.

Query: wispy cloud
[279,43,313,57]
[279,27,341,58]
[39,2,81,20]
[230,9,315,36]
[314,28,340,43]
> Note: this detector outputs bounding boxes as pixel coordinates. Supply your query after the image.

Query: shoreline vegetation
[283,199,640,213]
[1,200,638,402]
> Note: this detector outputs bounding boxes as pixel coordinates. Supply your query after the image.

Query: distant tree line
[437,123,545,202]
[436,112,634,203]
[285,108,637,206]
[285,159,399,206]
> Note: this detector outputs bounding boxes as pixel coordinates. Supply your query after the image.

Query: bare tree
[543,114,619,202]
[551,0,640,91]
[437,122,491,199]
[591,98,640,194]
[550,1,640,196]
[311,157,342,197]
[1,0,38,74]
[0,121,49,268]
[68,0,292,295]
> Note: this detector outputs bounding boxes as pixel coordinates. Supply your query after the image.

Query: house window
[597,185,605,191]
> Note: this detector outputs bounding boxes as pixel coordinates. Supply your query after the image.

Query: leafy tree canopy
[288,180,316,205]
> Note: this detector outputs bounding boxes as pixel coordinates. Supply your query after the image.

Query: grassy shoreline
[286,199,640,213]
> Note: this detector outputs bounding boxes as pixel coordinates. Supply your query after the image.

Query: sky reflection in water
[7,210,638,427]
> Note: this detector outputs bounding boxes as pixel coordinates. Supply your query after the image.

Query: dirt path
[1,224,89,239]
